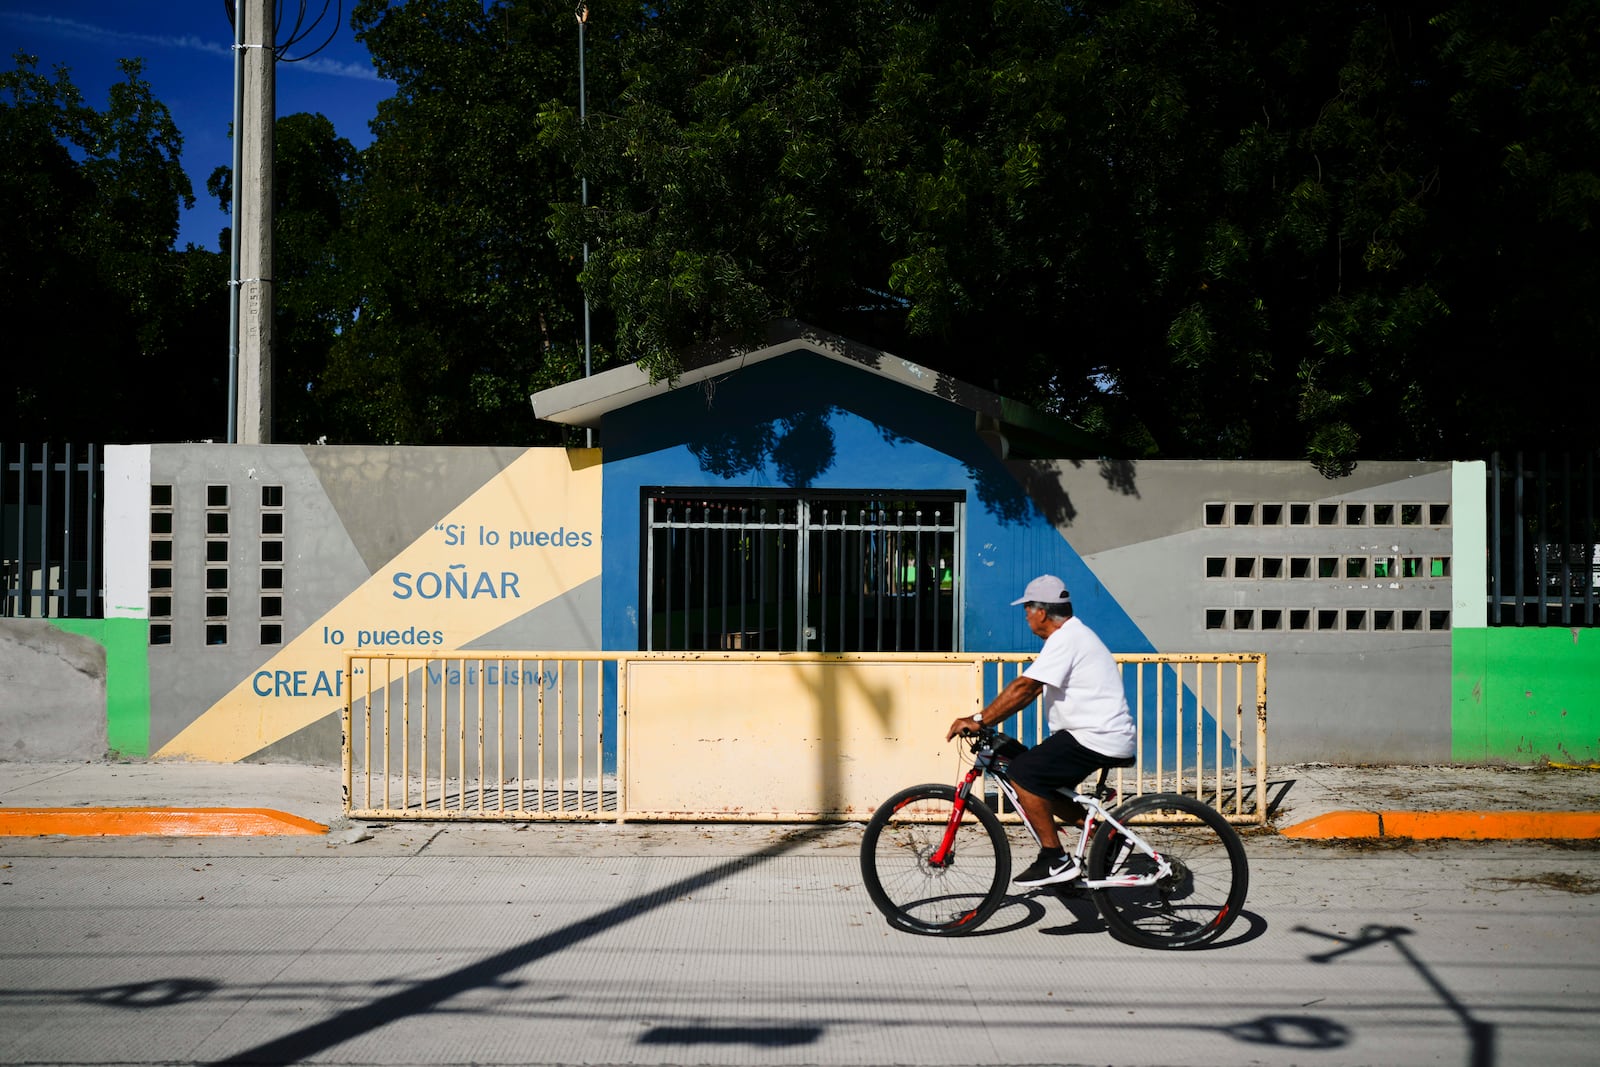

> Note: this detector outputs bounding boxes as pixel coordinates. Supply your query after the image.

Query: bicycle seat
[1102,754,1137,769]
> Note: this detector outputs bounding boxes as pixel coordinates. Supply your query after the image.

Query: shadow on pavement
[1033,894,1269,949]
[1262,777,1297,820]
[638,1024,823,1047]
[0,978,221,1011]
[1219,1014,1352,1050]
[1297,923,1496,1067]
[209,825,838,1066]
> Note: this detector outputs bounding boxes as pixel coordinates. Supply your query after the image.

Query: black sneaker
[1014,850,1081,887]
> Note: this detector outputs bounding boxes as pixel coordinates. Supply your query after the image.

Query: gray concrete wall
[1013,460,1456,762]
[0,620,108,760]
[82,445,1464,767]
[143,445,599,764]
[149,446,357,759]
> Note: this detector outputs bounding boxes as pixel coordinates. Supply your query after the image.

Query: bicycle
[859,723,1249,948]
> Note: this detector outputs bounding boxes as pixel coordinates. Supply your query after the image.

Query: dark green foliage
[278,113,360,444]
[543,0,1600,471]
[308,0,611,444]
[6,3,1597,465]
[2,53,226,443]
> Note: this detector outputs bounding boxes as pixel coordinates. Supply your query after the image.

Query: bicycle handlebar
[959,721,1010,757]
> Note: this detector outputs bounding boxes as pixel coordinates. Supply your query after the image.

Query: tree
[134,1,1588,461]
[304,0,621,445]
[540,0,1324,454]
[542,0,899,373]
[1,52,227,443]
[1145,1,1600,471]
[543,1,1600,470]
[1423,1,1600,456]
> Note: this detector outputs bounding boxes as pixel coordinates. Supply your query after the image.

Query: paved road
[3,823,1598,1066]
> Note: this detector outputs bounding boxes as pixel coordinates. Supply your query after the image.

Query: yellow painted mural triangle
[157,449,602,762]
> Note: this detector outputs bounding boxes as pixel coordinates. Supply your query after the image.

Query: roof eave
[529,320,1099,456]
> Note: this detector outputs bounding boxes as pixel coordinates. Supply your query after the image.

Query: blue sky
[2,1,394,249]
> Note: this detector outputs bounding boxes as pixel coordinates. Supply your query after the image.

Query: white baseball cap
[1010,574,1071,606]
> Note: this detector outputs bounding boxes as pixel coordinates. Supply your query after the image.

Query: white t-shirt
[1022,616,1136,758]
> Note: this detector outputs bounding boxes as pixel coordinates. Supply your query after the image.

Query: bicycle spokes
[1086,794,1249,949]
[860,784,1011,936]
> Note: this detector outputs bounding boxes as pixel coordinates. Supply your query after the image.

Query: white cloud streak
[285,55,382,82]
[3,12,382,81]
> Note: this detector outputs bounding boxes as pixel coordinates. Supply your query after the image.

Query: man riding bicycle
[946,575,1136,887]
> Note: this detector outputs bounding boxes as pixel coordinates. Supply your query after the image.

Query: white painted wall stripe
[1452,461,1487,628]
[103,445,151,621]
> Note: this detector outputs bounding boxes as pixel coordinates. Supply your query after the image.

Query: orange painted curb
[1381,811,1600,840]
[1280,810,1600,840]
[0,807,328,837]
[1279,811,1383,839]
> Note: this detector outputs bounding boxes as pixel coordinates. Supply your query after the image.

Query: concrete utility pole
[234,0,274,443]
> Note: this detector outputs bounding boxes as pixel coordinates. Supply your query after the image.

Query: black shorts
[1007,730,1124,798]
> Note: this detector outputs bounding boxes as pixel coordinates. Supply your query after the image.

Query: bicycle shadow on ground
[980,888,1269,948]
[1033,888,1108,937]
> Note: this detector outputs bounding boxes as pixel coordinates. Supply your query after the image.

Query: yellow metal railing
[979,652,1268,823]
[343,653,620,820]
[344,650,1266,824]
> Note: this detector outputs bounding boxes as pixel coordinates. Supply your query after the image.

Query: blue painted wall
[590,351,1252,770]
[597,351,1157,661]
[590,351,1254,771]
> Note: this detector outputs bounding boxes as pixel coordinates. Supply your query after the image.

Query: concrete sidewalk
[5,818,1597,1067]
[0,758,1596,839]
[7,759,1598,1067]
[0,760,348,836]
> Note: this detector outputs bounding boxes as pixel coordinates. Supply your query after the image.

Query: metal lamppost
[577,4,592,447]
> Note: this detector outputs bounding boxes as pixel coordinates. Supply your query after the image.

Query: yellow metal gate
[344,651,1267,823]
[343,653,615,819]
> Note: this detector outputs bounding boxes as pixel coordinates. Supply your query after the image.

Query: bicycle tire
[859,783,1011,935]
[1087,792,1249,949]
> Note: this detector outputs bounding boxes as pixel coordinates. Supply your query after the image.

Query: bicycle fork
[927,767,985,868]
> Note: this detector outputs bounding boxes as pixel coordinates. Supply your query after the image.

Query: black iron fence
[644,490,962,652]
[1,443,104,618]
[6,445,1593,630]
[1488,451,1598,627]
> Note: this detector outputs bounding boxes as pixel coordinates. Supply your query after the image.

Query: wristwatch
[970,713,983,725]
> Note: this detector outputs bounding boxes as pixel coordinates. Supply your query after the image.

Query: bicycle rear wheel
[859,784,1010,935]
[1087,792,1248,949]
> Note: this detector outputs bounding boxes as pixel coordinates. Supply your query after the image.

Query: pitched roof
[528,320,1101,457]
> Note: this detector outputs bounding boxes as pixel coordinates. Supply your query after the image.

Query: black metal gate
[1,443,104,618]
[1488,451,1598,626]
[643,490,964,652]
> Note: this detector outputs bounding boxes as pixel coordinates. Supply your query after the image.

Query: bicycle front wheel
[1087,792,1249,949]
[859,784,1010,935]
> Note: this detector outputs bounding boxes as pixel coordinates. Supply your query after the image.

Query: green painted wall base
[48,618,150,757]
[1453,627,1600,764]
